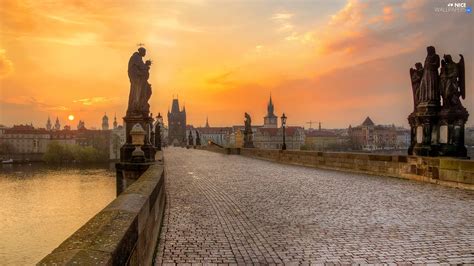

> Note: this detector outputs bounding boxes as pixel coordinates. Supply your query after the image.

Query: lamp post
[130,123,146,163]
[155,113,163,151]
[281,113,287,150]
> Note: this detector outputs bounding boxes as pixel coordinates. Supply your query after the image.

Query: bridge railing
[199,145,474,190]
[38,152,166,265]
[239,148,474,190]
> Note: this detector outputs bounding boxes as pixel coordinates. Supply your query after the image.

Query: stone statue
[127,47,152,116]
[244,112,252,131]
[418,46,440,105]
[408,46,469,158]
[195,130,201,146]
[243,112,254,148]
[188,130,194,146]
[409,62,423,109]
[440,54,465,109]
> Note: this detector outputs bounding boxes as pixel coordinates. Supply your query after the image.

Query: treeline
[43,141,108,164]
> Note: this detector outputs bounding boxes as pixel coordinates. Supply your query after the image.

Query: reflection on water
[0,163,116,265]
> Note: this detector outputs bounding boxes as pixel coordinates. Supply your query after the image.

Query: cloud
[73,97,116,105]
[206,70,235,86]
[271,12,296,34]
[153,18,203,33]
[2,96,69,111]
[0,49,14,78]
[271,13,294,20]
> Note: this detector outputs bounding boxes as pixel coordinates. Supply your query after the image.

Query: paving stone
[154,148,474,264]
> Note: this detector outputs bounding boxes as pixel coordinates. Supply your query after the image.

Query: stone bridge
[40,148,474,265]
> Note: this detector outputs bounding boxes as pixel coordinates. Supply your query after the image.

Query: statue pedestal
[120,114,156,162]
[243,130,255,148]
[438,107,469,157]
[413,103,440,156]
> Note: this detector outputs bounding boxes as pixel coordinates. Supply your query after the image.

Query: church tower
[113,113,118,129]
[46,116,52,130]
[102,113,109,130]
[205,116,210,128]
[54,117,61,130]
[263,94,278,128]
[167,98,186,146]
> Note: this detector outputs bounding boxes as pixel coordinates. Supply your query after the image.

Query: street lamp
[281,113,287,150]
[155,113,163,151]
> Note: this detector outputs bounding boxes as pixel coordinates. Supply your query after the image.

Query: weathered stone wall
[237,148,474,190]
[38,154,166,265]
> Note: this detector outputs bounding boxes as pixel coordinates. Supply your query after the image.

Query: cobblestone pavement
[155,148,474,265]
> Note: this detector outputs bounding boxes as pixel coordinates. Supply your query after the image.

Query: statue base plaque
[120,114,155,162]
[438,106,469,157]
[412,103,440,157]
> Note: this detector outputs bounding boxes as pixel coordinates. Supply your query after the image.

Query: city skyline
[1,0,473,128]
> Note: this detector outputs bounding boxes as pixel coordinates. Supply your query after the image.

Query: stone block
[459,160,474,172]
[439,169,460,182]
[38,249,112,265]
[440,159,461,170]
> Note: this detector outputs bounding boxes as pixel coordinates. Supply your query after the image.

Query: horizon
[1,0,473,129]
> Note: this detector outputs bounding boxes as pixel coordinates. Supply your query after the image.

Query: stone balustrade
[237,148,473,190]
[38,152,166,265]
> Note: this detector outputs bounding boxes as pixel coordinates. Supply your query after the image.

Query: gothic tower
[113,113,118,129]
[54,117,61,130]
[102,113,109,130]
[46,116,52,131]
[263,94,278,128]
[167,98,186,146]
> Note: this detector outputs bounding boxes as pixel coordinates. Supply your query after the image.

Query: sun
[68,114,75,121]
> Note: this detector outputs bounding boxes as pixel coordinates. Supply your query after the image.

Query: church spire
[267,93,275,116]
[205,116,210,128]
[113,113,118,129]
[54,117,61,130]
[46,116,52,130]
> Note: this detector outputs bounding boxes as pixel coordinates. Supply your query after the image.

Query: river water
[0,163,116,265]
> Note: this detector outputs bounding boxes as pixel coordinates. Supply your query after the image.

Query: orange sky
[0,0,473,129]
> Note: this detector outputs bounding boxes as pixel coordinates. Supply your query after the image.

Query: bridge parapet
[38,152,166,265]
[198,146,473,190]
[238,148,474,190]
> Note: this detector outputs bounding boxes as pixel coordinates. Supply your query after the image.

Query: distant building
[348,117,400,150]
[254,127,305,150]
[167,98,186,146]
[396,128,411,149]
[229,126,245,148]
[197,126,233,147]
[50,128,77,146]
[466,126,474,146]
[102,113,109,130]
[305,129,338,151]
[110,125,125,160]
[263,95,278,128]
[185,125,197,146]
[0,125,50,156]
[77,120,86,130]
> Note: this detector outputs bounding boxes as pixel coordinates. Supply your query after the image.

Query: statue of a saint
[418,46,440,105]
[243,112,254,148]
[409,62,423,109]
[195,131,201,146]
[440,54,465,109]
[244,112,252,131]
[127,47,152,116]
[188,131,194,146]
